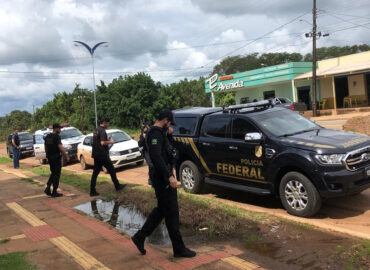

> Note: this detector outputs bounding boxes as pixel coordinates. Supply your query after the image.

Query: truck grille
[119,147,140,156]
[344,146,370,171]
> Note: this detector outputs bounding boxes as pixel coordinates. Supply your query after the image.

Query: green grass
[0,252,37,270]
[0,157,12,163]
[0,238,10,244]
[20,178,44,187]
[32,167,111,191]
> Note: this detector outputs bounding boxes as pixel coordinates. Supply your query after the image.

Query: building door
[297,86,311,110]
[263,90,275,99]
[334,77,349,108]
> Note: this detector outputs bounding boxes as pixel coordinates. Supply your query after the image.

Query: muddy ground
[343,115,370,135]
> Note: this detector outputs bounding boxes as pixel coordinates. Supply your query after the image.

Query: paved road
[2,144,370,240]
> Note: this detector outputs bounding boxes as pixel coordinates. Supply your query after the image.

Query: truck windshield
[19,133,33,141]
[109,131,131,143]
[60,128,82,139]
[253,110,318,137]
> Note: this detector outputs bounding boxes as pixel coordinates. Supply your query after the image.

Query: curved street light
[74,41,108,127]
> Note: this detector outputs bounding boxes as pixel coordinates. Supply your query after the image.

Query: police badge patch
[255,145,263,158]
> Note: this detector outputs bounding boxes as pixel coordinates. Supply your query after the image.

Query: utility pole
[312,0,317,116]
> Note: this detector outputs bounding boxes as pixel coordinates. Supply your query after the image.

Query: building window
[263,90,275,99]
[240,97,249,104]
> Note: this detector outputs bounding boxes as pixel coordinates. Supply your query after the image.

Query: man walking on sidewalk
[44,123,70,197]
[90,117,126,196]
[11,128,20,169]
[132,110,196,258]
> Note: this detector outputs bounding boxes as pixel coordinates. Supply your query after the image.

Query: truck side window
[232,117,258,140]
[173,117,197,135]
[206,117,230,138]
[34,135,44,144]
[83,136,92,146]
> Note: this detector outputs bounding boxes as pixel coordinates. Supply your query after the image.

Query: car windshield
[60,128,82,139]
[252,110,318,137]
[109,131,131,143]
[19,133,33,141]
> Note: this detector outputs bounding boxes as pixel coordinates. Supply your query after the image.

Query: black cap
[158,109,175,125]
[52,123,62,129]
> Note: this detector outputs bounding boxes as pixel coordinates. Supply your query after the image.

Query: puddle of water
[243,242,281,260]
[74,199,171,246]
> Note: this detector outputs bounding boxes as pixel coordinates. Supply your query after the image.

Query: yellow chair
[318,98,327,110]
[343,97,352,108]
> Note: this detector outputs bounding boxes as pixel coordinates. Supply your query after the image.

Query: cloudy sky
[0,0,369,116]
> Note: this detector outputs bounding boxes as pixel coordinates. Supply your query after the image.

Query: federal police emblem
[255,145,263,158]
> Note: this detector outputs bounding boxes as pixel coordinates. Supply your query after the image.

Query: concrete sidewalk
[0,166,265,270]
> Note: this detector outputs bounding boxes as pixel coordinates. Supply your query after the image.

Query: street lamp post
[74,41,108,127]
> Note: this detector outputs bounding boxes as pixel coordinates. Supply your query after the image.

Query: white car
[77,129,144,170]
[34,126,84,165]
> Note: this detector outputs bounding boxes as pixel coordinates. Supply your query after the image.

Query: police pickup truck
[172,101,370,217]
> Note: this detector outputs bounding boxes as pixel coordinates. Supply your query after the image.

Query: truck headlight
[315,154,345,165]
[63,144,72,150]
[110,151,120,157]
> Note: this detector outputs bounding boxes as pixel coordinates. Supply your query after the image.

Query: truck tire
[61,157,67,167]
[80,155,88,170]
[179,160,204,194]
[7,148,12,158]
[136,160,144,166]
[279,172,322,217]
[39,159,47,165]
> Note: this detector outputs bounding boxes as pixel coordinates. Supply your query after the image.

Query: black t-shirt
[147,127,173,186]
[44,133,62,159]
[92,126,109,158]
[12,134,20,146]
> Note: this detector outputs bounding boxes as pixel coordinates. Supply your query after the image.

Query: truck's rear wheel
[39,159,47,164]
[179,160,203,193]
[7,148,12,158]
[279,172,322,217]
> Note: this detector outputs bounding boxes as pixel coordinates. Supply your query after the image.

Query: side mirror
[83,131,87,135]
[245,132,263,142]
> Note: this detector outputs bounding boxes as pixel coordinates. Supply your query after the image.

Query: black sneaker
[90,190,100,197]
[51,192,63,198]
[174,248,196,258]
[116,184,127,191]
[44,188,52,196]
[131,235,146,255]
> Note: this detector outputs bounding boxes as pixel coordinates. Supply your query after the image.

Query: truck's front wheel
[179,160,203,193]
[279,172,322,217]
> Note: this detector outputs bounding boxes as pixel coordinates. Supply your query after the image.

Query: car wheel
[279,172,322,217]
[39,159,47,165]
[80,156,88,170]
[179,160,204,194]
[136,160,144,166]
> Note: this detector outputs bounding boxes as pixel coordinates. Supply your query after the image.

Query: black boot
[51,192,63,198]
[131,234,146,255]
[90,190,100,197]
[44,187,51,196]
[174,247,196,258]
[116,184,126,191]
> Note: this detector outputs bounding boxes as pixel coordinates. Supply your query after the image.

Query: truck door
[223,116,269,185]
[198,115,232,177]
[33,134,46,161]
[81,136,94,165]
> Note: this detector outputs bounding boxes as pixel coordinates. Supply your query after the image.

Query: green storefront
[205,62,313,106]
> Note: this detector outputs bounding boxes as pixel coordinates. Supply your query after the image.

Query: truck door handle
[229,146,238,150]
[202,142,211,146]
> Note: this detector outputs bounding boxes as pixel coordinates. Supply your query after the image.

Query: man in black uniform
[11,128,20,168]
[90,117,126,196]
[138,121,153,185]
[44,123,70,197]
[132,110,196,258]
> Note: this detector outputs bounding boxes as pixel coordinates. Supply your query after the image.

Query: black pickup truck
[172,101,370,217]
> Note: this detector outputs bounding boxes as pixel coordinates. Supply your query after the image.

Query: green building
[205,62,313,107]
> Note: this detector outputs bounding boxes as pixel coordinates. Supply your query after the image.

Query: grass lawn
[0,157,12,164]
[0,252,37,270]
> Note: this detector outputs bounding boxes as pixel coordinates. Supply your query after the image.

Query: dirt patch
[343,115,370,135]
[109,186,370,270]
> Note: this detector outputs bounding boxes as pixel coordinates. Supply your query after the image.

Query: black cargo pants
[47,156,62,193]
[90,155,120,191]
[135,175,185,254]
